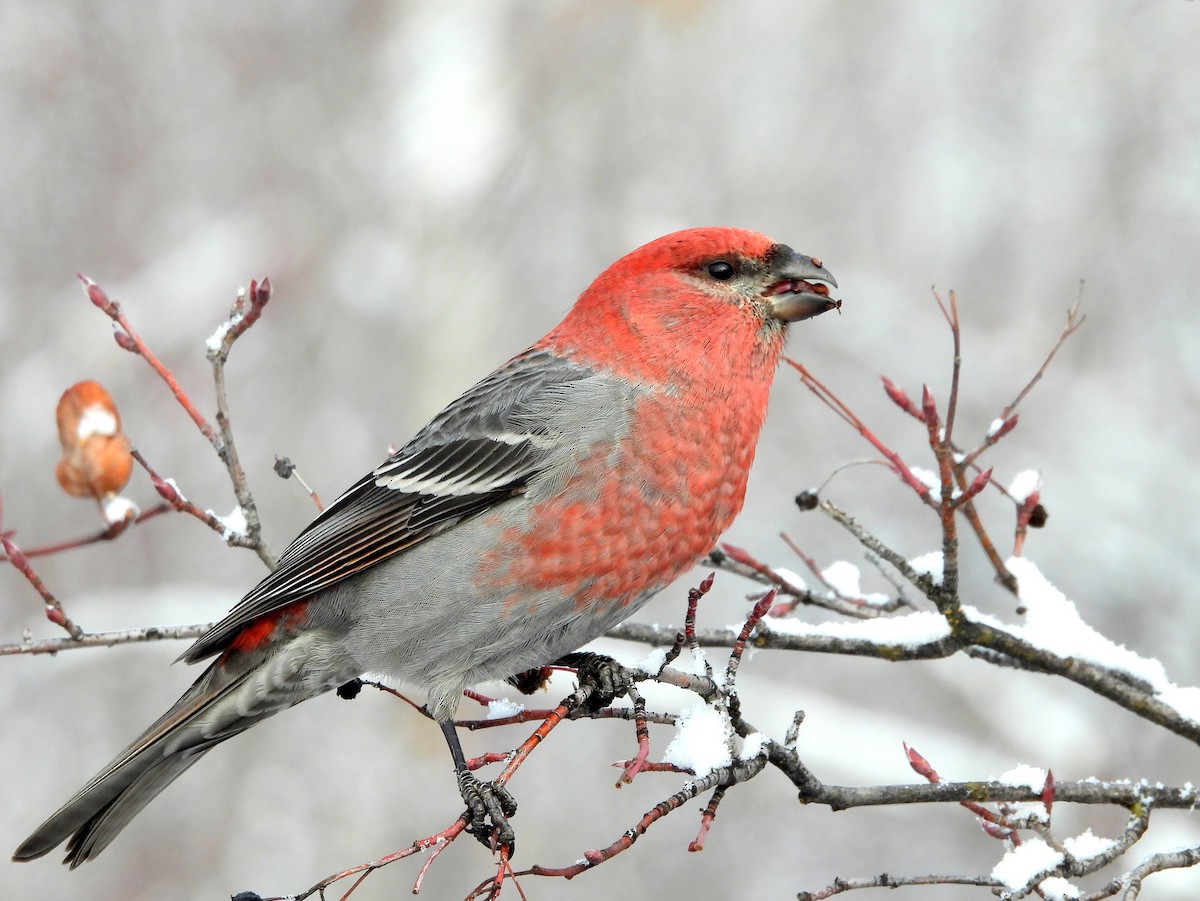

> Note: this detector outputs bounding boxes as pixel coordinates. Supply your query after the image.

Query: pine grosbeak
[15,226,838,866]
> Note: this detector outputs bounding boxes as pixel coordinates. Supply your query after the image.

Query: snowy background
[2,2,1198,899]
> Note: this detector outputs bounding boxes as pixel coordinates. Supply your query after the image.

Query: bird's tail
[14,642,334,867]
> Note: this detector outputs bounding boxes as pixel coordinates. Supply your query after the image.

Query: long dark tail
[18,747,209,867]
[13,658,244,866]
[14,645,332,867]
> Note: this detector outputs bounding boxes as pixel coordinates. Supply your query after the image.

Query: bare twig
[784,356,935,502]
[206,279,275,567]
[1001,290,1086,422]
[274,456,325,512]
[81,275,222,448]
[0,622,213,657]
[0,504,171,561]
[1,531,84,640]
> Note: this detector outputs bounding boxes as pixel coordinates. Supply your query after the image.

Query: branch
[0,622,213,657]
[80,275,277,568]
[205,278,275,567]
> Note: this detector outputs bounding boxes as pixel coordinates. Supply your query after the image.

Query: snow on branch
[4,278,1197,899]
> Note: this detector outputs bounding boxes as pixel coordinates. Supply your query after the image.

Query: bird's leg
[556,651,636,715]
[440,718,518,852]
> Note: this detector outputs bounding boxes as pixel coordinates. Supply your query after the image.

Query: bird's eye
[706,260,736,281]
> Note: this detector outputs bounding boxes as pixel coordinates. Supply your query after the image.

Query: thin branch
[0,504,170,560]
[206,278,275,567]
[934,288,962,443]
[1,532,84,640]
[80,275,222,450]
[0,622,212,657]
[798,872,1003,899]
[784,356,936,503]
[1000,290,1086,422]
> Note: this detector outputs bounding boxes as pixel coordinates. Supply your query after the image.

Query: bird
[14,226,838,867]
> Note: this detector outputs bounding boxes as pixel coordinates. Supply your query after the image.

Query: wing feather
[182,350,591,663]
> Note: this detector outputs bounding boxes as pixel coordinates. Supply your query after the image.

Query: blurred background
[2,2,1198,898]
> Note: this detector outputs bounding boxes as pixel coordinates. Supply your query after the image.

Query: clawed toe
[557,651,636,714]
[457,770,517,852]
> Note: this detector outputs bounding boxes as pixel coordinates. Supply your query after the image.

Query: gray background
[2,2,1198,899]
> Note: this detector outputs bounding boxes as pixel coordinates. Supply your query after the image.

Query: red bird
[14,227,838,866]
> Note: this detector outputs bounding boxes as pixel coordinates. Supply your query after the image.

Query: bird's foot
[457,770,518,852]
[557,651,636,715]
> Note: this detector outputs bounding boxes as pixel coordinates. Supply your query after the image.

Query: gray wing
[182,349,591,663]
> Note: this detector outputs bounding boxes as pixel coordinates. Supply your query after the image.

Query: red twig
[411,832,454,894]
[494,698,575,788]
[684,573,713,659]
[523,786,699,879]
[1,531,84,640]
[1,504,171,560]
[933,288,962,444]
[904,743,1029,840]
[880,376,925,421]
[689,786,728,852]
[130,449,254,548]
[79,275,222,451]
[292,820,468,900]
[273,456,325,512]
[726,590,775,689]
[612,760,691,776]
[208,277,272,354]
[784,356,934,502]
[1000,293,1086,422]
[616,689,653,785]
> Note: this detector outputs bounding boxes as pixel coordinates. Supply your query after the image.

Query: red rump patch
[224,600,310,658]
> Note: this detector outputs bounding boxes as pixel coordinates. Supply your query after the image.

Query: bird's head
[576,226,838,328]
[625,226,839,324]
[539,227,839,378]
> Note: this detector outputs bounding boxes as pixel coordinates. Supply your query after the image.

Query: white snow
[1008,469,1042,502]
[991,765,1050,826]
[101,494,139,525]
[990,837,1063,889]
[662,702,733,777]
[206,314,241,352]
[163,477,187,503]
[908,466,938,491]
[1037,876,1081,900]
[761,610,950,647]
[997,764,1047,789]
[909,466,961,499]
[1063,828,1114,860]
[637,646,669,675]
[909,551,944,583]
[206,505,248,541]
[773,567,807,591]
[486,698,525,720]
[76,404,118,439]
[1156,685,1200,722]
[817,561,890,605]
[821,561,862,595]
[987,417,1007,438]
[1003,557,1200,723]
[739,732,769,760]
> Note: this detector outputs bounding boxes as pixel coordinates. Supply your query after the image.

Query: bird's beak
[762,244,840,322]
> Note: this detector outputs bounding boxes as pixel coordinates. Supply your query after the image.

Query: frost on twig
[80,275,277,567]
[2,278,279,655]
[5,279,1197,898]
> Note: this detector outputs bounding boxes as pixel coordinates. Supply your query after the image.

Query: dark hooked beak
[762,244,840,322]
